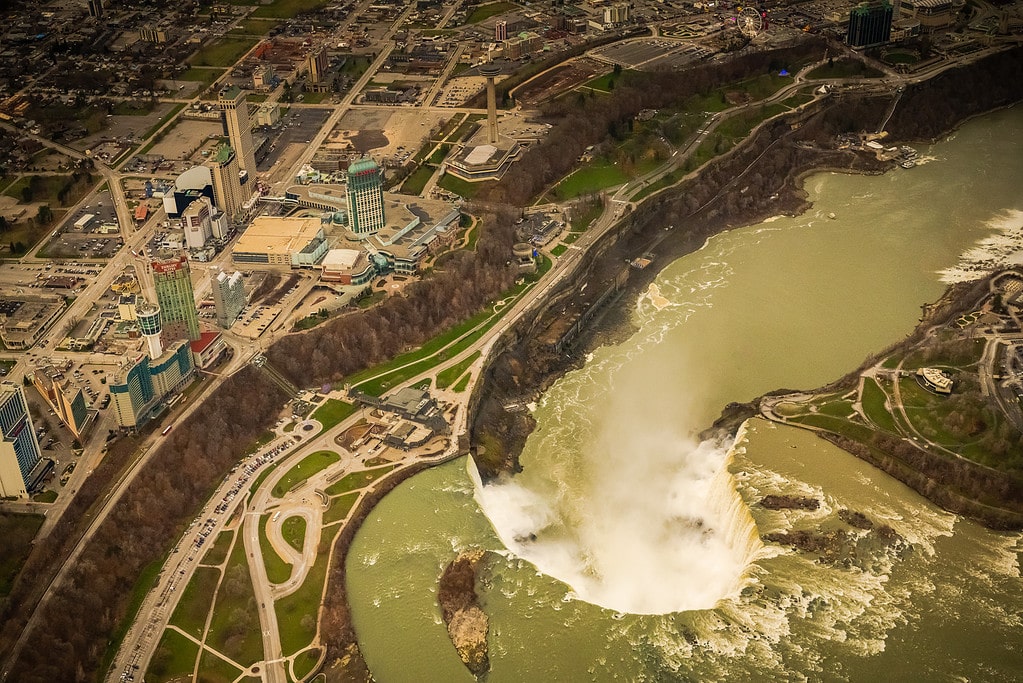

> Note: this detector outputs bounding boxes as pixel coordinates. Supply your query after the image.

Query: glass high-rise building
[847,1,893,48]
[346,158,386,236]
[0,382,43,497]
[212,268,247,328]
[152,255,201,342]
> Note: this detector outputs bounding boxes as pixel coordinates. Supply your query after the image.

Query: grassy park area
[464,1,518,24]
[206,537,264,667]
[324,466,396,496]
[146,629,200,683]
[274,527,339,655]
[310,400,358,431]
[168,566,221,638]
[272,450,341,497]
[259,514,292,584]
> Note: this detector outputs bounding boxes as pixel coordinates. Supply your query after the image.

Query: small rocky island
[438,549,490,678]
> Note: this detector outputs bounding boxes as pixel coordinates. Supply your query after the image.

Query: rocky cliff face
[438,549,490,678]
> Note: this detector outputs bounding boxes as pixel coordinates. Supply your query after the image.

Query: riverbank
[471,49,1023,503]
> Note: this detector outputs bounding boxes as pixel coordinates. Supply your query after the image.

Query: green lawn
[258,514,292,584]
[232,17,281,35]
[323,492,360,525]
[464,1,519,24]
[282,515,307,553]
[299,90,333,104]
[553,158,629,200]
[201,530,234,567]
[862,377,899,433]
[169,566,220,638]
[3,174,90,207]
[275,527,340,655]
[437,172,492,199]
[399,165,436,196]
[146,629,199,683]
[310,400,358,431]
[178,67,225,85]
[436,351,480,390]
[206,534,264,666]
[0,513,44,597]
[252,0,330,18]
[323,466,396,496]
[452,373,472,393]
[449,114,485,142]
[31,489,57,503]
[293,647,323,679]
[551,244,569,257]
[272,450,341,497]
[197,649,243,683]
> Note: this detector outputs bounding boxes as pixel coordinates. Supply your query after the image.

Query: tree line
[1,369,287,682]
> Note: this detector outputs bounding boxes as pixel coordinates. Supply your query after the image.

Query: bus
[161,425,173,436]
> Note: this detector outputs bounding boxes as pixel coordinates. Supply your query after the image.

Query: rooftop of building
[190,330,222,355]
[213,144,235,164]
[348,157,380,176]
[234,215,325,256]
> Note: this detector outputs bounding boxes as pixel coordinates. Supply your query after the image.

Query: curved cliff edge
[438,549,491,678]
[471,48,1023,523]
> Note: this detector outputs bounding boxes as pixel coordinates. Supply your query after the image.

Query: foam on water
[939,209,1023,282]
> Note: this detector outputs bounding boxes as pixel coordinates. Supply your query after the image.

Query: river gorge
[345,106,1023,681]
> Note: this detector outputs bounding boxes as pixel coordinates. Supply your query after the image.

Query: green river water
[347,107,1023,681]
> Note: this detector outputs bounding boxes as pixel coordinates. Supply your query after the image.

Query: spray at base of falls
[471,421,765,615]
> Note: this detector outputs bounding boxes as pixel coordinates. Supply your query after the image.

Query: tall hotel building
[217,86,257,178]
[346,158,386,236]
[211,268,247,328]
[206,145,244,221]
[0,382,44,498]
[847,1,894,48]
[152,255,201,342]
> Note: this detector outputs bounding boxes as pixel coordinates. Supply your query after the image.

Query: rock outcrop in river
[438,549,490,678]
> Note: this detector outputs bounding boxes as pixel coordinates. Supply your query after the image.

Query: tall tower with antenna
[480,63,501,145]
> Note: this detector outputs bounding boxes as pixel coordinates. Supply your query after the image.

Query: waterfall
[473,423,764,615]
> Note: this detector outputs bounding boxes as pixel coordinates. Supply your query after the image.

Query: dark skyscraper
[847,1,894,48]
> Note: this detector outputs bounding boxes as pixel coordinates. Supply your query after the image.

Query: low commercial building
[32,365,93,441]
[917,367,953,394]
[232,216,330,268]
[0,294,65,350]
[190,330,227,369]
[320,248,376,285]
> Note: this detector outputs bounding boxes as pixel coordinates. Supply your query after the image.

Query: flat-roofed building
[232,216,330,267]
[182,196,214,249]
[320,248,376,285]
